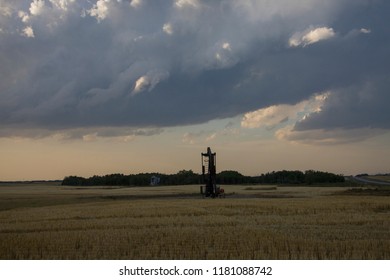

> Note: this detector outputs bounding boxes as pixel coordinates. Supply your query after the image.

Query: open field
[0,182,389,259]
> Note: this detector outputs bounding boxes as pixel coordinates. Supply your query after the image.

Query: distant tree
[174,170,200,185]
[304,170,344,184]
[61,176,86,186]
[217,170,247,184]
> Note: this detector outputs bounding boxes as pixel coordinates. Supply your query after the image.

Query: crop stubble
[0,184,389,259]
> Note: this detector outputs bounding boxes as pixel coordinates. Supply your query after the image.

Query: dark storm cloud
[0,0,389,138]
[295,76,390,131]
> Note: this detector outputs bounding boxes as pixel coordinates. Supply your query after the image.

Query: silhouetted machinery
[200,147,224,198]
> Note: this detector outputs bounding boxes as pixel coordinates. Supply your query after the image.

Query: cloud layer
[1,0,389,142]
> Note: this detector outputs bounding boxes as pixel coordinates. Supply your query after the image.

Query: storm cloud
[1,0,389,141]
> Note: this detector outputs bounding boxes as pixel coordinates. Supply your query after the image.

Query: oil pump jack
[200,147,224,198]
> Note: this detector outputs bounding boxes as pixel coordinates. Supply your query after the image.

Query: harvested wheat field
[0,182,389,259]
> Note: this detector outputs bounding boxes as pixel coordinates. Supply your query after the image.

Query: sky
[1,0,390,180]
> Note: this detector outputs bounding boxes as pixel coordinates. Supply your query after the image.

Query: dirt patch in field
[228,192,297,199]
[95,191,298,201]
[97,193,201,200]
[340,188,390,196]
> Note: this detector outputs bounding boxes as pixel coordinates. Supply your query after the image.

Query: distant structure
[150,175,160,186]
[200,147,224,198]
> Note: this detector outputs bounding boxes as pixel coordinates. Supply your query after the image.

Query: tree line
[62,169,344,186]
[256,170,345,184]
[61,170,202,186]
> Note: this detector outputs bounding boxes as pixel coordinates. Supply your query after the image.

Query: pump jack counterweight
[200,147,224,198]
